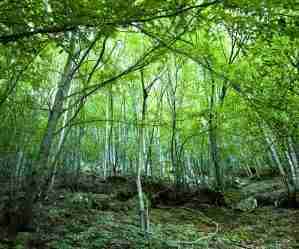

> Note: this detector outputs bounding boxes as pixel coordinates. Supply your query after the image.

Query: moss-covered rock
[224,190,243,208]
[126,194,151,212]
[235,197,258,212]
[14,232,31,249]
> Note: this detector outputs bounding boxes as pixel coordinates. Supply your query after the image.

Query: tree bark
[208,78,222,190]
[6,35,78,238]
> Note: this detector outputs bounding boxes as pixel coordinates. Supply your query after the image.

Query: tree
[1,0,299,238]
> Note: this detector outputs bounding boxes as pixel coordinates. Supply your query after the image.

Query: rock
[66,192,115,210]
[126,194,151,212]
[165,240,179,249]
[108,239,131,249]
[235,197,258,212]
[224,191,243,208]
[240,178,283,197]
[107,201,129,212]
[116,189,136,201]
[15,232,32,249]
[89,193,129,212]
[255,190,285,206]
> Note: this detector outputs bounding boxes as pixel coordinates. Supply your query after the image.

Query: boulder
[234,197,258,212]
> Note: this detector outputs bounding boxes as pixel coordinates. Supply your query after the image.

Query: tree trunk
[136,69,150,235]
[6,35,77,238]
[208,79,222,190]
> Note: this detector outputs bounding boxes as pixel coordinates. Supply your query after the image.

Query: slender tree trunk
[74,126,84,188]
[5,35,80,238]
[264,133,294,202]
[26,37,75,195]
[166,65,180,187]
[265,134,286,176]
[137,120,147,233]
[145,127,155,176]
[158,127,164,178]
[136,70,150,235]
[104,89,113,178]
[287,137,299,204]
[43,80,74,195]
[122,95,128,174]
[208,79,222,190]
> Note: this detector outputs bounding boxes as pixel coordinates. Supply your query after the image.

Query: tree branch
[0,0,222,44]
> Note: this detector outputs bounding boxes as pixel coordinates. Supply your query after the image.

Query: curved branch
[0,0,222,44]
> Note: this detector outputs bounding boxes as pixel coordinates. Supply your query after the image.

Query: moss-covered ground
[0,177,298,249]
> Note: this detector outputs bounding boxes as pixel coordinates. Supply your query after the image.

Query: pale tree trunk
[166,65,181,187]
[156,84,166,178]
[33,31,99,196]
[7,33,98,237]
[170,94,178,185]
[104,85,116,176]
[291,136,299,162]
[208,78,222,190]
[137,69,154,235]
[140,69,161,176]
[96,127,104,177]
[145,127,155,176]
[117,121,123,174]
[27,35,76,195]
[108,86,115,175]
[286,151,296,184]
[264,133,293,198]
[73,126,84,188]
[121,95,129,174]
[141,132,148,175]
[265,134,286,176]
[158,127,165,178]
[104,97,109,179]
[254,158,261,178]
[16,150,25,186]
[104,87,115,178]
[7,36,78,238]
[9,150,24,199]
[186,153,195,184]
[137,115,147,234]
[288,137,299,170]
[45,80,74,195]
[287,137,299,204]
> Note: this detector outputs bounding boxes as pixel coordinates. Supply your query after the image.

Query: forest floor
[1,175,299,249]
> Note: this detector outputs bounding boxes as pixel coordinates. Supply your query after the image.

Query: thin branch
[85,36,108,86]
[135,25,245,96]
[0,43,48,107]
[0,0,222,44]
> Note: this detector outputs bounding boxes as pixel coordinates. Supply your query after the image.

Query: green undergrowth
[1,186,299,249]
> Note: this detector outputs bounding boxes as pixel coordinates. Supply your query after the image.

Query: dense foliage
[0,0,298,244]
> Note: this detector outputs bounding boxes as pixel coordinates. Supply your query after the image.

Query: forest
[0,0,298,248]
